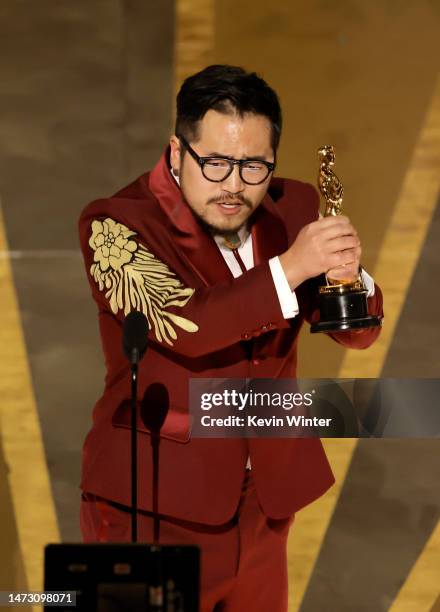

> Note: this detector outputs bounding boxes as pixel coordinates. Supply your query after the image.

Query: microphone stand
[130,347,139,543]
[151,432,160,544]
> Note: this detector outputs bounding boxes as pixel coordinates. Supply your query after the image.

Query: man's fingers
[326,235,360,253]
[309,217,358,241]
[327,248,358,269]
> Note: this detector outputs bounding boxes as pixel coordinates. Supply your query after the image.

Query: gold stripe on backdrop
[300,79,440,610]
[336,74,440,610]
[316,74,440,611]
[0,203,60,596]
[174,0,215,98]
[339,75,440,379]
[390,521,440,612]
[287,438,357,610]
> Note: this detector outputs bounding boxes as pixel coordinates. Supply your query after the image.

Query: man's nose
[222,164,244,193]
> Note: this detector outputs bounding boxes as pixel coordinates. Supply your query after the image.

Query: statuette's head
[170,65,282,235]
[318,145,335,167]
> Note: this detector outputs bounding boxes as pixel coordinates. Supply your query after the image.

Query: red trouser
[80,469,294,611]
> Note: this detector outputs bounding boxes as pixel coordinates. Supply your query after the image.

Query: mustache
[207,194,252,207]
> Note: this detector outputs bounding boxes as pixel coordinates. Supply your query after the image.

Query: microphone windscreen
[140,383,169,434]
[122,311,149,362]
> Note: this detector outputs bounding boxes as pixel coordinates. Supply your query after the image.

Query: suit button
[252,358,260,365]
[242,333,251,340]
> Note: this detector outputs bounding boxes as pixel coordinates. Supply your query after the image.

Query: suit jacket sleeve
[79,202,292,359]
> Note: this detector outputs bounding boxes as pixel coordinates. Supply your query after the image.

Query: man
[79,65,383,611]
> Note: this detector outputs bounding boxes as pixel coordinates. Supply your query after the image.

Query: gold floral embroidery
[89,218,137,272]
[89,217,199,345]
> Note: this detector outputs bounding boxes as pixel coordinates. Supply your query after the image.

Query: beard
[193,193,255,236]
[196,215,244,237]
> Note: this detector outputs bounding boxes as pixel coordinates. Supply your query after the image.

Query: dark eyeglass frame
[178,135,276,185]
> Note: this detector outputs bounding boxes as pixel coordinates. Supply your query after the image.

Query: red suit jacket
[78,149,383,524]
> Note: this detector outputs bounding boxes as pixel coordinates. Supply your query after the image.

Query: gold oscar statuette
[310,145,382,333]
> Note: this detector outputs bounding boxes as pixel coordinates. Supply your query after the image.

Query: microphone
[140,383,169,436]
[122,311,149,364]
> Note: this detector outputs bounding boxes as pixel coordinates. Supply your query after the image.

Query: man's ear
[169,135,181,176]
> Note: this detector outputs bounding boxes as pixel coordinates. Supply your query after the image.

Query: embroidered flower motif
[89,218,138,272]
[88,217,199,345]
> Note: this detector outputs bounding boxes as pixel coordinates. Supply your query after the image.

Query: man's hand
[278,215,361,290]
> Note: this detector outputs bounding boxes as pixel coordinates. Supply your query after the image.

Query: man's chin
[206,219,246,236]
[197,211,250,236]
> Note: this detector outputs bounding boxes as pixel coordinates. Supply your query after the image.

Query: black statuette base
[310,314,382,333]
[310,286,382,334]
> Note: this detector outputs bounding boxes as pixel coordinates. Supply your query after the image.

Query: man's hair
[175,64,282,152]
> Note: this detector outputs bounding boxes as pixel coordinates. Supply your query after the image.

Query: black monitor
[44,543,199,611]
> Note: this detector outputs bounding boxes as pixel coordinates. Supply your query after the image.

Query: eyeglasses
[178,135,275,185]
